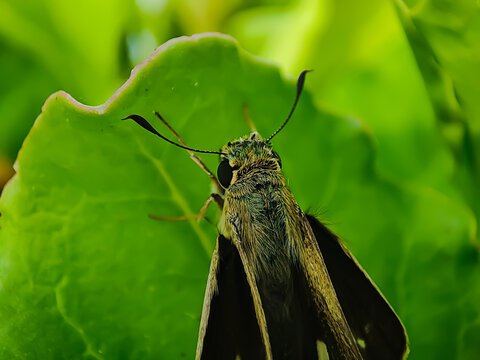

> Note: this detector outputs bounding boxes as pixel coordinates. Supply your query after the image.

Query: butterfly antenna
[122,114,227,155]
[266,70,311,143]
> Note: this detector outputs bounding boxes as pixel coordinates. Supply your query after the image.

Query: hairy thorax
[220,164,305,321]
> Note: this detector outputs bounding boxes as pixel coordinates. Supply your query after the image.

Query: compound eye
[217,160,236,188]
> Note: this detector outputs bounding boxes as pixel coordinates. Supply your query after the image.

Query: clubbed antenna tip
[266,69,312,143]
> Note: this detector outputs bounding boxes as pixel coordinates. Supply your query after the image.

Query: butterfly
[124,70,408,360]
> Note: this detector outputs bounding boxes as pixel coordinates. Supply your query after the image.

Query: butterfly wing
[196,235,267,360]
[197,219,366,360]
[305,214,408,360]
[195,216,407,360]
[296,214,364,359]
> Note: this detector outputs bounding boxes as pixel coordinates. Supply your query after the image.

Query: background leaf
[0,33,478,359]
[394,1,480,357]
[0,0,135,162]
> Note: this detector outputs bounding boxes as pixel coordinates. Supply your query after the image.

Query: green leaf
[0,0,135,160]
[0,33,477,359]
[394,1,480,358]
[394,0,480,227]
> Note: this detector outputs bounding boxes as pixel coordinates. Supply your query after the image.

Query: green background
[0,0,479,359]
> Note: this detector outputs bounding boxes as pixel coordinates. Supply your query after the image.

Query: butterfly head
[217,132,282,189]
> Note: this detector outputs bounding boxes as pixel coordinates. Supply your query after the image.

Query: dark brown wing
[306,214,409,360]
[196,235,267,360]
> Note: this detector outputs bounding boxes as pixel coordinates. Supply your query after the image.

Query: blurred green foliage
[0,0,479,359]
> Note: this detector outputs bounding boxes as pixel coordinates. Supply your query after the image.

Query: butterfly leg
[242,103,257,133]
[154,112,223,194]
[149,193,224,223]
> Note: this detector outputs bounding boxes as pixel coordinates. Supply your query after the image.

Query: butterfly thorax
[219,133,306,326]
